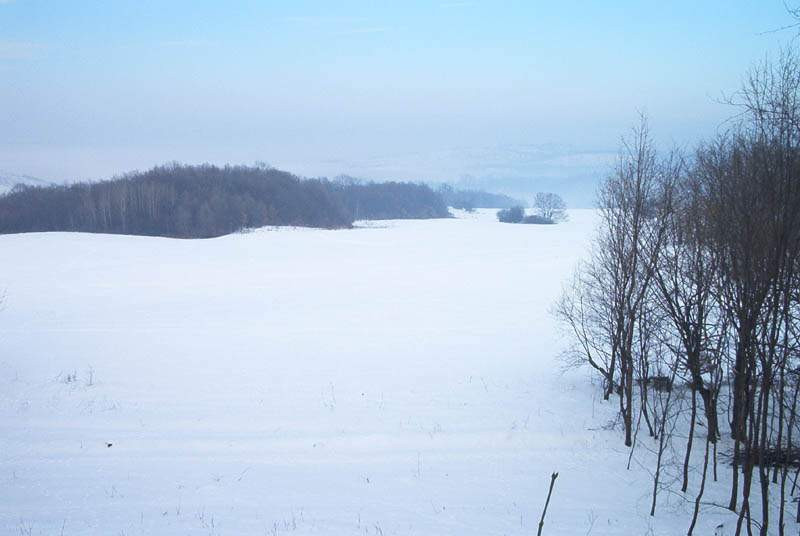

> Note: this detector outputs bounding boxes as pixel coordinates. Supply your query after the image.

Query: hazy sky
[0,1,794,182]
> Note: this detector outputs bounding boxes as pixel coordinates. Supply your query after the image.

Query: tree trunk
[683,388,697,492]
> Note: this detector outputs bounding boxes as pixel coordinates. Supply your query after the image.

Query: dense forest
[0,164,450,238]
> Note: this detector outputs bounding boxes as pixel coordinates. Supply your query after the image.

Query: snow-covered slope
[0,171,53,195]
[0,211,770,535]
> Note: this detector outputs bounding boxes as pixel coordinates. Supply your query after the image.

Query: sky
[0,1,795,186]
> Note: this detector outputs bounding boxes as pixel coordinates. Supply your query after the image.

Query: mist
[1,1,789,191]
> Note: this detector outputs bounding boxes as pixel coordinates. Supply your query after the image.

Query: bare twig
[537,472,559,536]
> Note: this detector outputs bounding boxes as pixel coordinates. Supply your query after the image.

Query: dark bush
[497,206,525,223]
[636,375,673,393]
[731,446,800,468]
[522,214,554,225]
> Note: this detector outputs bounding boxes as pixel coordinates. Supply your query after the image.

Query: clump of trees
[497,206,525,223]
[555,51,800,535]
[0,164,450,238]
[497,193,567,225]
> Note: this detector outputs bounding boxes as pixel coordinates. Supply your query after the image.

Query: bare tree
[556,116,670,446]
[533,192,568,223]
[651,160,726,494]
[598,117,672,446]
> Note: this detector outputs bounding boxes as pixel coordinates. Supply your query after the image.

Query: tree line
[556,50,800,535]
[333,177,450,220]
[0,164,450,238]
[435,183,524,211]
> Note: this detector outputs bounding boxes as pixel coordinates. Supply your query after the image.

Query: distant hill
[0,172,54,195]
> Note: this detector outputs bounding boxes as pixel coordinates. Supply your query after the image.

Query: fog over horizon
[0,1,793,202]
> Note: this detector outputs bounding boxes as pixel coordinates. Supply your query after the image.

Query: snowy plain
[0,209,776,535]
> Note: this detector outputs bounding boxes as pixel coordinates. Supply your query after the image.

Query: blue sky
[0,1,794,183]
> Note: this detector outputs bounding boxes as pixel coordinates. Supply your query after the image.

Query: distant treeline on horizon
[0,164,517,239]
[435,183,523,210]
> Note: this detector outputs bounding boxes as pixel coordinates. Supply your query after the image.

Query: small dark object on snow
[106,443,113,448]
[636,375,673,393]
[730,445,800,468]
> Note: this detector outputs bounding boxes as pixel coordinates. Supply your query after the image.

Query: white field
[0,209,777,535]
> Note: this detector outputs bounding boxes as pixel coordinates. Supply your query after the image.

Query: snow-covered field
[0,210,768,535]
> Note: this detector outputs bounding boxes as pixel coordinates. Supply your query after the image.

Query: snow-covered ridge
[0,171,54,194]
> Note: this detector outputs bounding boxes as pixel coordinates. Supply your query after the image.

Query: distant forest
[0,164,450,238]
[435,184,524,210]
[334,179,450,220]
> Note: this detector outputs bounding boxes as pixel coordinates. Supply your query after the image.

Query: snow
[0,172,53,195]
[0,209,779,535]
